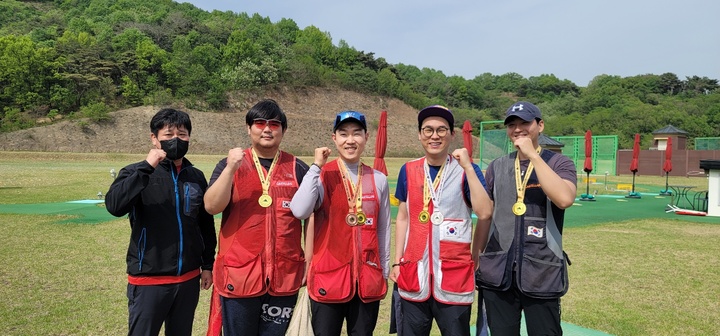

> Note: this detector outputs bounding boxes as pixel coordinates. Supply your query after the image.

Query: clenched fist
[314,147,331,167]
[226,147,245,172]
[146,148,166,168]
[452,148,472,169]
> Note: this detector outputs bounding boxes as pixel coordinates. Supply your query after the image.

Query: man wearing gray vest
[477,101,576,336]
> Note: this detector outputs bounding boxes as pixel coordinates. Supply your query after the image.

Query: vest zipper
[265,193,274,289]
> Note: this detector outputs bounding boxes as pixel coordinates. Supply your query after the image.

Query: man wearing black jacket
[106,108,217,336]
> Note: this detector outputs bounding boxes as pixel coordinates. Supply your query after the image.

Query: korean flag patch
[281,200,291,209]
[527,226,543,238]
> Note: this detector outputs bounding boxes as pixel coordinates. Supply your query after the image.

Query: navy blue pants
[310,294,380,336]
[220,292,298,336]
[400,296,471,336]
[127,276,200,336]
[482,287,562,336]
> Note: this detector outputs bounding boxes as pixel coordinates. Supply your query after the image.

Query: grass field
[0,151,718,335]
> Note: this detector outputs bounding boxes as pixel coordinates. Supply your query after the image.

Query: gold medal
[356,211,367,225]
[418,210,430,223]
[251,149,279,209]
[258,194,273,208]
[513,147,541,217]
[512,202,526,216]
[345,213,358,226]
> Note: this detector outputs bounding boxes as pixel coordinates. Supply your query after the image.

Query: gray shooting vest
[477,150,569,299]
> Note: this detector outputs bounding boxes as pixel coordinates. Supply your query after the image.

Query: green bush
[79,102,111,122]
[1,107,33,132]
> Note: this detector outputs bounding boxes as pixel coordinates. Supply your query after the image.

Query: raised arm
[204,148,245,215]
[290,147,330,219]
[452,148,492,220]
[105,149,166,216]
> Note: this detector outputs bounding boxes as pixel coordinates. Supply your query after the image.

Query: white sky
[182,0,719,87]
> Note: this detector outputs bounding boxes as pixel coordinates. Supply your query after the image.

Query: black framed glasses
[252,118,282,131]
[421,126,449,138]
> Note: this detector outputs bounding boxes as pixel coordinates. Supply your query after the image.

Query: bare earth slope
[0,87,467,157]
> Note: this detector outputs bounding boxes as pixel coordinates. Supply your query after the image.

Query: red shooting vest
[307,160,387,303]
[397,157,475,305]
[213,149,305,298]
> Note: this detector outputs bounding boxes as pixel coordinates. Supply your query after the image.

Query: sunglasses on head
[252,118,282,130]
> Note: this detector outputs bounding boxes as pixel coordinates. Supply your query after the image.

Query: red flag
[629,133,640,173]
[462,120,474,161]
[206,287,223,336]
[372,110,388,176]
[583,130,593,173]
[663,137,673,173]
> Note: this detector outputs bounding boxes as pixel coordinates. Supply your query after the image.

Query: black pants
[310,294,380,336]
[482,287,562,336]
[400,296,471,336]
[127,276,200,336]
[220,292,298,336]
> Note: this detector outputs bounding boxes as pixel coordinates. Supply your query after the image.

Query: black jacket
[106,158,216,277]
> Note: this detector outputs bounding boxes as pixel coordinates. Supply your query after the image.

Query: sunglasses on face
[420,126,449,139]
[252,118,282,130]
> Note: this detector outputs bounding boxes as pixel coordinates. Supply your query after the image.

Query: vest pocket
[439,260,474,293]
[311,262,352,302]
[273,253,305,295]
[397,261,420,293]
[221,254,265,297]
[477,251,510,289]
[437,240,474,293]
[358,262,387,301]
[519,254,568,298]
[182,182,202,217]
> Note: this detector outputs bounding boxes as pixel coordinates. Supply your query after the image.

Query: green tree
[0,35,60,110]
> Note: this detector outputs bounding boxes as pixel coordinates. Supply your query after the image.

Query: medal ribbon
[422,156,448,215]
[514,147,542,209]
[251,149,279,198]
[338,160,363,215]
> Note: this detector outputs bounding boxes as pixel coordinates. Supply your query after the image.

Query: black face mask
[160,137,189,161]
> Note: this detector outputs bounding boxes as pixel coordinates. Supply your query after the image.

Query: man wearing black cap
[390,105,492,336]
[290,110,391,335]
[477,101,576,335]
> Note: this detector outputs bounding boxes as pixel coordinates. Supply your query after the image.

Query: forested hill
[1,0,719,149]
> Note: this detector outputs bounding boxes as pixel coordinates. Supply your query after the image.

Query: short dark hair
[150,108,192,136]
[245,99,288,132]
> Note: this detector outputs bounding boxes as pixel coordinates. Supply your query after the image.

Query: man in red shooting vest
[390,105,492,336]
[204,99,311,336]
[290,110,391,335]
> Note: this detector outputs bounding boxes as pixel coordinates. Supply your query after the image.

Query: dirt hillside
[0,87,470,157]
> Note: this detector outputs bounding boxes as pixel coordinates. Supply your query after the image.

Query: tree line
[1,0,719,148]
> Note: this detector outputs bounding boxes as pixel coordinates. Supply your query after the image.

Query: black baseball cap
[504,101,542,124]
[418,105,454,131]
